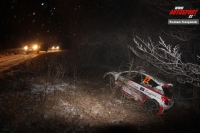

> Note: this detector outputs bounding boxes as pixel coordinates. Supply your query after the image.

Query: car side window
[121,72,139,81]
[131,73,142,83]
[141,75,158,88]
[149,79,158,88]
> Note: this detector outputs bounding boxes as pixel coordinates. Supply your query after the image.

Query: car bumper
[25,49,38,51]
[25,49,39,53]
[158,100,174,115]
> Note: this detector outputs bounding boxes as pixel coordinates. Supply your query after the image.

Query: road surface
[0,52,40,73]
[0,47,66,73]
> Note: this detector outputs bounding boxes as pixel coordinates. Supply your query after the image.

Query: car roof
[119,70,167,85]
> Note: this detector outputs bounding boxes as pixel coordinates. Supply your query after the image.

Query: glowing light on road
[33,45,38,50]
[24,46,28,50]
[51,46,59,49]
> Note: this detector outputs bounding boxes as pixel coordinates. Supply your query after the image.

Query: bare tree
[128,36,200,87]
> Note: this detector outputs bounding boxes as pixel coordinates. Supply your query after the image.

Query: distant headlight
[56,46,59,49]
[24,46,28,50]
[52,46,55,49]
[33,45,38,50]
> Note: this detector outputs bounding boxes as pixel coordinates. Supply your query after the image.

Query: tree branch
[129,36,200,87]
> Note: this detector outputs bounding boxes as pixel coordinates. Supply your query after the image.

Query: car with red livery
[104,70,174,115]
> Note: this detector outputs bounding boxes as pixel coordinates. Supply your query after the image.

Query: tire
[144,99,159,115]
[103,75,116,89]
[109,75,116,89]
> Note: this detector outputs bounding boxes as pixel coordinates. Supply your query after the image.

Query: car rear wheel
[144,99,159,115]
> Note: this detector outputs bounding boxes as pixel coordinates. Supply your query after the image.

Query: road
[0,48,64,73]
[0,52,40,73]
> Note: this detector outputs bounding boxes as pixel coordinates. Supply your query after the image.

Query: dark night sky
[0,0,199,49]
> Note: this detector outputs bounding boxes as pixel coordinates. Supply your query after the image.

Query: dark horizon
[0,0,169,49]
[0,0,199,50]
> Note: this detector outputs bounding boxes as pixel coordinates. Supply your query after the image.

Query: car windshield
[121,72,141,81]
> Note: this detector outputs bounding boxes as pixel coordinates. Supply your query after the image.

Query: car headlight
[33,45,38,50]
[24,46,28,50]
[56,46,59,49]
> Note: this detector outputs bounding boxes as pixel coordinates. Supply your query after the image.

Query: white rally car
[104,70,174,115]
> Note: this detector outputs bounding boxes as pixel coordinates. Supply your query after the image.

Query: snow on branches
[129,36,200,87]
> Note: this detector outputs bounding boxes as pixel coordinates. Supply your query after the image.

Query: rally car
[104,70,174,115]
[49,45,59,51]
[24,43,48,54]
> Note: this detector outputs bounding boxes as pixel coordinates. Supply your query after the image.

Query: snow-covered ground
[0,53,199,133]
[28,78,152,126]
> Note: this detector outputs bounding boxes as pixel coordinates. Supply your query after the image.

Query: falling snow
[0,0,200,132]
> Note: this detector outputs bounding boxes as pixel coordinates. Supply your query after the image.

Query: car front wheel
[144,99,159,115]
[109,76,116,89]
[103,75,117,89]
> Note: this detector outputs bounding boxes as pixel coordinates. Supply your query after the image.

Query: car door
[120,72,146,103]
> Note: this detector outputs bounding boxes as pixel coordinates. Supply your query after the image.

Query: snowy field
[0,52,199,133]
